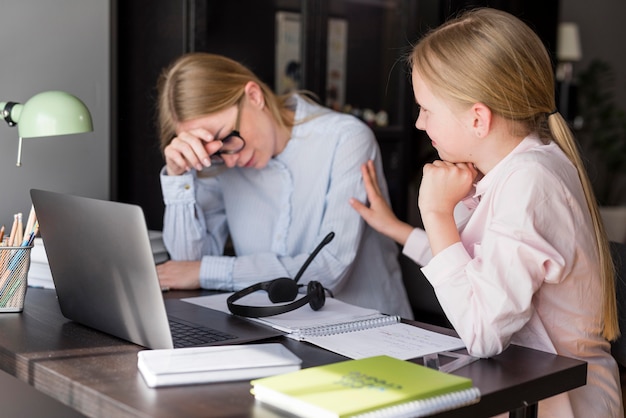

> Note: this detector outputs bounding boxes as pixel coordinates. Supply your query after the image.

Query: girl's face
[176,96,281,170]
[411,69,477,164]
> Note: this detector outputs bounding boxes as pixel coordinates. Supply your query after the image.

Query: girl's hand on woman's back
[350,160,413,245]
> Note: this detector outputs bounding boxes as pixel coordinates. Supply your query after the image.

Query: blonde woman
[351,8,622,417]
[155,53,412,319]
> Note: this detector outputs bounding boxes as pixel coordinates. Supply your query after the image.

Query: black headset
[227,232,335,318]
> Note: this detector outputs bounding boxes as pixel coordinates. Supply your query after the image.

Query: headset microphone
[227,232,335,317]
[293,231,334,283]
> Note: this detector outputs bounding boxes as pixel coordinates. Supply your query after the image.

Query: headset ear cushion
[266,278,299,303]
[307,281,326,311]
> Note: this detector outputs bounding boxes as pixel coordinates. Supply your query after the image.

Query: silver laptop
[30,189,281,349]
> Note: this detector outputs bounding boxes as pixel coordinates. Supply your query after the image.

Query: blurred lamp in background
[556,22,583,121]
[1,91,93,166]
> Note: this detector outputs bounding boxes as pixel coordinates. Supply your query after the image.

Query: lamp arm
[16,137,24,167]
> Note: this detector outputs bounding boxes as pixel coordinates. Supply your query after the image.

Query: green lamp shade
[15,90,93,138]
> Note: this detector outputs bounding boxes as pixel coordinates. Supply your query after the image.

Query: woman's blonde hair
[156,52,294,153]
[410,7,618,340]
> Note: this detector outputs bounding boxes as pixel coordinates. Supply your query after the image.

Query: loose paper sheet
[182,293,465,360]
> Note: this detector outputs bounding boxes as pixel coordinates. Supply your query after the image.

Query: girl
[350,8,623,417]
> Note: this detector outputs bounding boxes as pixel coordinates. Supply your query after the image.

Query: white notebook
[137,343,302,388]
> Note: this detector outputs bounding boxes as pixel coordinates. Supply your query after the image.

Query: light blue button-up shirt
[160,95,412,318]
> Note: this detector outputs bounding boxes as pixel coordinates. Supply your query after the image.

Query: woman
[351,8,623,417]
[155,52,412,319]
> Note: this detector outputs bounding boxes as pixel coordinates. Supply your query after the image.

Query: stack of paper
[27,238,54,289]
[148,230,169,264]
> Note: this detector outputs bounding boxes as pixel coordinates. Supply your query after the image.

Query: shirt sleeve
[421,164,574,358]
[302,122,384,292]
[402,202,473,266]
[402,228,432,266]
[160,167,233,288]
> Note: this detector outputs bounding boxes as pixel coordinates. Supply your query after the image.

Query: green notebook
[251,355,480,418]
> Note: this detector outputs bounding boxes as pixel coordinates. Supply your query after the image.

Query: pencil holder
[0,246,32,312]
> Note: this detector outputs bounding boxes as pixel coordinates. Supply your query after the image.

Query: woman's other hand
[156,260,202,290]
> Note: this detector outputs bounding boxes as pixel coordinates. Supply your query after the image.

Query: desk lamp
[1,90,93,166]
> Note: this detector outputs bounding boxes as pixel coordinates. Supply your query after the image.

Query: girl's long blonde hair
[156,52,294,153]
[410,7,618,340]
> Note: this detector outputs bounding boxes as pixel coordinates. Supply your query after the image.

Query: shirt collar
[464,135,544,207]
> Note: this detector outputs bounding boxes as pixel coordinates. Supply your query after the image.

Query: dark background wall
[113,0,559,232]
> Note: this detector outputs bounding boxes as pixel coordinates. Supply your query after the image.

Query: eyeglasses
[211,99,246,164]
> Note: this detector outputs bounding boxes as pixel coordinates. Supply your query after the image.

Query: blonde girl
[351,8,622,417]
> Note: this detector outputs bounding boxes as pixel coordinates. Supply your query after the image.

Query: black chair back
[610,241,626,366]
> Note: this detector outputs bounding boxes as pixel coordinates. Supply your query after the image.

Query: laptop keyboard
[169,318,237,348]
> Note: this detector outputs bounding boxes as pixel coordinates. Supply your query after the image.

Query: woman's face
[411,69,476,163]
[176,96,279,170]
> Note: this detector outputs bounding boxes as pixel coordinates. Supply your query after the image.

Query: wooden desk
[0,368,87,418]
[0,288,586,418]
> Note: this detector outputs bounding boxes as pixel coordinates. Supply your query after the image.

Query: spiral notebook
[182,293,465,360]
[251,355,481,418]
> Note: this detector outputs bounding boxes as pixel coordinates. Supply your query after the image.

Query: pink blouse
[403,136,623,417]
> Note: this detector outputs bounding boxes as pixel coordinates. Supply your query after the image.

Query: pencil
[15,213,23,247]
[24,205,36,240]
[7,214,18,247]
[28,221,39,246]
[0,217,16,273]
